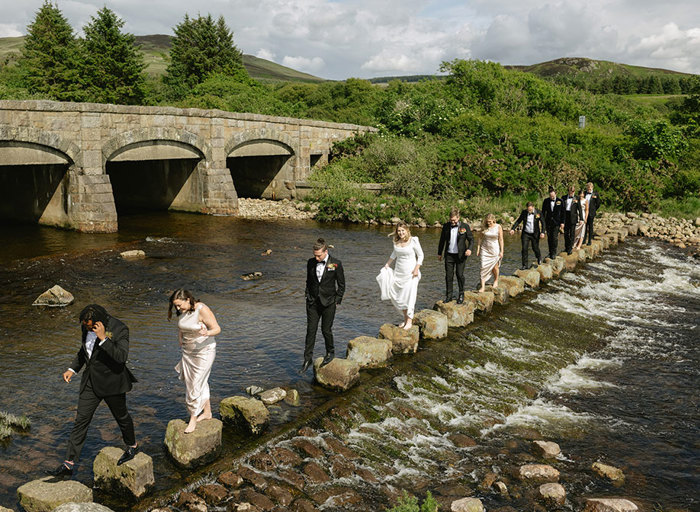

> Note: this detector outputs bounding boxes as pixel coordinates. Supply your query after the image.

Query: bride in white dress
[376,222,424,330]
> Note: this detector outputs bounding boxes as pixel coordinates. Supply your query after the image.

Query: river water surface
[0,213,697,510]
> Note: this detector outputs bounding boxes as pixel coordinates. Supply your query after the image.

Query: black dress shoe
[298,359,312,374]
[117,445,138,466]
[445,295,453,303]
[456,293,464,304]
[520,265,528,270]
[45,463,73,478]
[320,353,334,367]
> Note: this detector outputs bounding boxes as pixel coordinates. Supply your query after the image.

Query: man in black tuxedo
[541,186,563,259]
[437,208,474,304]
[510,201,545,269]
[561,185,578,254]
[301,238,345,374]
[584,182,601,245]
[48,304,138,478]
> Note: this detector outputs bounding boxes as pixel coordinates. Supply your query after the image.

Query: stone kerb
[93,446,155,499]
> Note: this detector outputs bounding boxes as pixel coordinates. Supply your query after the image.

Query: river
[0,212,697,510]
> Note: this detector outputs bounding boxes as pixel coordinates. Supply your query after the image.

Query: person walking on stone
[377,222,424,330]
[562,185,578,254]
[510,201,545,269]
[301,238,345,374]
[168,289,221,434]
[573,189,589,250]
[541,186,563,260]
[477,214,504,292]
[47,305,138,478]
[583,182,601,245]
[437,208,474,304]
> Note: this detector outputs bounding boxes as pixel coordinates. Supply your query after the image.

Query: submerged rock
[462,291,494,312]
[538,482,566,505]
[120,250,145,260]
[517,464,560,482]
[220,396,269,435]
[592,462,625,484]
[433,301,474,327]
[259,387,287,405]
[284,388,301,406]
[378,323,420,354]
[245,385,263,396]
[32,285,74,307]
[93,446,155,499]
[584,498,638,512]
[450,497,484,512]
[164,418,222,468]
[499,276,526,297]
[346,336,392,368]
[515,268,540,288]
[414,309,449,339]
[17,477,92,512]
[313,358,361,391]
[532,440,561,459]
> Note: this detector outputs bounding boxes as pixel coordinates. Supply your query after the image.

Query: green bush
[386,491,438,512]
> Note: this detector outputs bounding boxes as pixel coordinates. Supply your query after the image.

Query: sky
[1,0,699,80]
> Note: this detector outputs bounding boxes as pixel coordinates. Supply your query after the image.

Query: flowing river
[0,212,697,510]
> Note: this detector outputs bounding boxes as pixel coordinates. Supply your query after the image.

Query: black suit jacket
[437,222,474,262]
[305,255,345,307]
[541,197,563,227]
[562,195,578,225]
[585,191,601,219]
[71,315,137,398]
[511,209,544,238]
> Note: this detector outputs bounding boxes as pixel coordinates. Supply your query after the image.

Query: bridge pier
[67,170,118,233]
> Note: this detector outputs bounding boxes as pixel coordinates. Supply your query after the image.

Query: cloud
[256,48,276,62]
[282,55,325,72]
[0,23,22,37]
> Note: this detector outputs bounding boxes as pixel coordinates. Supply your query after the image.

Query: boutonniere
[459,227,467,234]
[555,200,561,205]
[535,214,540,219]
[105,331,113,340]
[327,263,337,271]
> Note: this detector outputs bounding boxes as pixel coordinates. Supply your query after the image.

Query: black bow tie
[317,261,326,265]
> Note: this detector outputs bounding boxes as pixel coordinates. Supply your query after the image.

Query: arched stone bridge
[0,100,375,232]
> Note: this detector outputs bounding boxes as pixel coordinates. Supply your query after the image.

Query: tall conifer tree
[18,1,82,100]
[81,7,146,104]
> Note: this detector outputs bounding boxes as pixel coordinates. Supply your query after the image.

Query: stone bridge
[0,100,375,232]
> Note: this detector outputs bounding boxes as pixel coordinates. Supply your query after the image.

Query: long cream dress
[480,224,501,283]
[574,198,587,245]
[175,303,216,416]
[376,237,424,318]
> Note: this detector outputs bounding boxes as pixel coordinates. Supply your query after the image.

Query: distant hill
[0,35,325,83]
[505,57,692,79]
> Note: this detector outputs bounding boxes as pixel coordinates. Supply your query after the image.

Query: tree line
[551,73,696,96]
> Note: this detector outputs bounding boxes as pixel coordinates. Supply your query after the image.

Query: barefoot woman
[168,289,221,433]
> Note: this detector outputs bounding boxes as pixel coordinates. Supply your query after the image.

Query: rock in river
[17,477,92,512]
[538,482,566,505]
[313,357,360,391]
[346,336,393,368]
[450,497,484,512]
[532,440,561,459]
[52,504,115,512]
[164,418,222,467]
[259,387,287,405]
[584,498,638,512]
[32,285,74,307]
[517,464,560,482]
[220,396,269,435]
[592,461,625,485]
[93,446,154,498]
[378,323,420,354]
[433,300,474,327]
[515,268,540,288]
[413,309,449,339]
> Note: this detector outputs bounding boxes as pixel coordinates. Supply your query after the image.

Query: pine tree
[81,7,146,104]
[164,14,246,97]
[18,1,82,100]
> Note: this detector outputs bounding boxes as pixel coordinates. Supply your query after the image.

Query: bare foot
[398,322,405,328]
[196,413,212,422]
[184,417,197,433]
[478,288,485,293]
[492,281,499,288]
[403,320,413,330]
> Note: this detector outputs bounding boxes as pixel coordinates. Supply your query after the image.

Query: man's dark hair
[79,304,110,325]
[450,207,460,218]
[313,238,328,251]
[526,201,534,207]
[548,186,555,193]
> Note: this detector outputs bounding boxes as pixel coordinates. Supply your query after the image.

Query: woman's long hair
[482,213,496,230]
[168,289,197,320]
[390,221,411,243]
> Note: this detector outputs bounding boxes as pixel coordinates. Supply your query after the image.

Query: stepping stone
[32,285,74,307]
[313,358,360,391]
[164,418,222,468]
[515,268,540,288]
[461,291,494,312]
[220,396,269,435]
[487,284,508,304]
[17,477,92,512]
[584,498,638,512]
[433,300,474,327]
[413,309,448,339]
[378,323,419,354]
[536,262,553,281]
[93,446,155,498]
[499,276,526,297]
[560,252,578,271]
[346,336,392,368]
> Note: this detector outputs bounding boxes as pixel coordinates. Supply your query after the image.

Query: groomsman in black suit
[541,186,563,259]
[584,182,601,245]
[437,208,474,304]
[301,238,346,374]
[510,202,545,269]
[561,185,578,254]
[47,305,138,478]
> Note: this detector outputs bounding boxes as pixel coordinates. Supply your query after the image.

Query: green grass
[655,197,700,219]
[0,410,31,431]
[623,94,687,107]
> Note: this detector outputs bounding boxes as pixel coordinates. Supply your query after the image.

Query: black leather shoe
[298,359,312,374]
[45,463,73,478]
[320,353,334,367]
[117,445,138,466]
[456,294,464,304]
[445,295,453,303]
[520,265,528,270]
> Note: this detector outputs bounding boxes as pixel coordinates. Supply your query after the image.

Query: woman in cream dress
[477,214,504,292]
[168,289,221,433]
[376,221,424,330]
[573,189,589,250]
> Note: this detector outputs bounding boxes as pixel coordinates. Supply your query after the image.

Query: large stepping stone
[346,336,392,368]
[583,244,596,259]
[164,418,222,468]
[413,309,448,339]
[462,291,494,312]
[313,357,360,391]
[32,285,74,307]
[17,477,92,512]
[487,284,508,305]
[536,262,553,281]
[93,446,155,498]
[515,268,540,288]
[433,300,474,327]
[560,252,578,271]
[616,228,628,241]
[220,396,269,435]
[378,323,419,354]
[499,276,525,297]
[576,248,587,262]
[591,239,604,256]
[52,504,115,512]
[584,498,638,512]
[548,256,565,276]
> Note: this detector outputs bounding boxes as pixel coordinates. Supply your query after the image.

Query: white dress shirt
[68,330,105,374]
[524,213,535,233]
[565,196,573,211]
[448,225,459,253]
[316,255,328,282]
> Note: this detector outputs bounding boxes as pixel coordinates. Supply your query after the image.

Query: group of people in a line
[47,182,600,479]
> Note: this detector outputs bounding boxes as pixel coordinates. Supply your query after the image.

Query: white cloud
[0,23,22,37]
[255,48,276,61]
[282,55,325,72]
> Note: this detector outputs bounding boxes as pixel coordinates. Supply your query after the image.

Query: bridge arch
[225,129,298,199]
[102,127,210,165]
[0,127,79,226]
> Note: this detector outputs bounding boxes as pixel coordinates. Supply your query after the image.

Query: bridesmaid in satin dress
[168,289,221,433]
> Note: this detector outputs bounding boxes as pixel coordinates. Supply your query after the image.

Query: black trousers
[304,301,336,362]
[545,224,559,259]
[584,216,595,244]
[444,252,465,298]
[564,219,576,253]
[66,377,135,462]
[521,232,541,267]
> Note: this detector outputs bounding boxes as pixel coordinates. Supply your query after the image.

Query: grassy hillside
[0,35,325,83]
[505,57,692,78]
